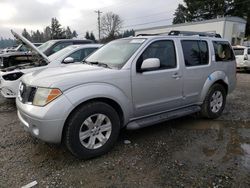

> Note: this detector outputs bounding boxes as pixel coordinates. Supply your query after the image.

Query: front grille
[19,82,37,104]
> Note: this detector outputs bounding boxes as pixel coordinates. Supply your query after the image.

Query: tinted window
[18,45,28,52]
[233,48,245,56]
[52,42,72,53]
[181,40,209,66]
[67,48,98,62]
[82,48,97,59]
[68,50,82,62]
[248,49,250,55]
[213,41,235,61]
[137,40,176,71]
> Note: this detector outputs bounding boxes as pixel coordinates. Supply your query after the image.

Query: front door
[131,40,183,117]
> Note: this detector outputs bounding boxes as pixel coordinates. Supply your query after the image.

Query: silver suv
[16,33,237,159]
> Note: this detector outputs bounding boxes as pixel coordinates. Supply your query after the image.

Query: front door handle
[172,73,181,79]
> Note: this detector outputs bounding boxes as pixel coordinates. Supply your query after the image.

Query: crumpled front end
[0,71,23,98]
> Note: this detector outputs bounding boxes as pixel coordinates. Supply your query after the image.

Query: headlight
[33,88,62,106]
[0,58,3,67]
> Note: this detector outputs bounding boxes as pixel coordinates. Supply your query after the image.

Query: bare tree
[101,12,123,40]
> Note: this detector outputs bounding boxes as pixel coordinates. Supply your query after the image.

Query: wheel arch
[199,71,229,102]
[62,97,125,143]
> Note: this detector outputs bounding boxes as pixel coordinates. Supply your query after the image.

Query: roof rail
[136,33,160,37]
[168,30,221,38]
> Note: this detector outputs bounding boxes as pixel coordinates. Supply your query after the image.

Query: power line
[122,17,174,29]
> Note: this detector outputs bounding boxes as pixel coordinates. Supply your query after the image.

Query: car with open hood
[0,30,93,70]
[0,31,101,98]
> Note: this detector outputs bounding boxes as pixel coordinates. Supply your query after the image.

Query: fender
[63,83,133,125]
[199,71,229,102]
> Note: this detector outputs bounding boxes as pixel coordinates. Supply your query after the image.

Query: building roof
[135,16,247,32]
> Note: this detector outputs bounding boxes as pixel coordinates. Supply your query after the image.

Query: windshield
[48,45,77,62]
[85,38,145,69]
[233,48,245,56]
[38,40,56,52]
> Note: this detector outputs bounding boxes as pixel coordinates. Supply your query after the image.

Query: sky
[0,0,183,39]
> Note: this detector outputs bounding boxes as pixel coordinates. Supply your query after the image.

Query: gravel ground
[0,73,250,188]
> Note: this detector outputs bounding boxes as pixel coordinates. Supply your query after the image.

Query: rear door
[181,39,211,105]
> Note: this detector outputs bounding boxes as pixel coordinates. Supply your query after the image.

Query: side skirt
[126,105,201,130]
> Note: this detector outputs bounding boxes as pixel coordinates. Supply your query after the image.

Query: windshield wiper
[83,61,111,69]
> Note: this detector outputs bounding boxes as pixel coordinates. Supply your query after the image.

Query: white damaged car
[0,31,101,98]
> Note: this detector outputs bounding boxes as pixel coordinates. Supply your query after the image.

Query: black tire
[64,101,120,159]
[201,84,227,119]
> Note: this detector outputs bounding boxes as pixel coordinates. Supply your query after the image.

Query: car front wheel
[65,101,120,159]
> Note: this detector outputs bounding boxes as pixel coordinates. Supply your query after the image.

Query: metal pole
[95,10,102,41]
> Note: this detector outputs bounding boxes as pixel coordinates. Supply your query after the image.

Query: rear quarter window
[213,41,235,61]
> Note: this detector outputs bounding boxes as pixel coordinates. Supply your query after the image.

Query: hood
[22,64,118,90]
[11,30,49,63]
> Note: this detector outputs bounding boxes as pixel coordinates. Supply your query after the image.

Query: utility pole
[95,10,102,41]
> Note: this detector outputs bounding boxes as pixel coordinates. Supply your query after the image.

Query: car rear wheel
[65,101,120,159]
[201,84,227,119]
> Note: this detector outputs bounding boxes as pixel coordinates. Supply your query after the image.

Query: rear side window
[52,42,73,53]
[181,40,209,67]
[213,41,235,61]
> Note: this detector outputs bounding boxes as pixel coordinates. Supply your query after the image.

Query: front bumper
[16,94,73,143]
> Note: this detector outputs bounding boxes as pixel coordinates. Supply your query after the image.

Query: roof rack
[168,30,221,38]
[136,33,160,37]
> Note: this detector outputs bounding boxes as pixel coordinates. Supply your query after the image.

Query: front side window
[68,49,82,62]
[137,40,176,71]
[82,48,98,59]
[181,40,209,67]
[213,41,235,61]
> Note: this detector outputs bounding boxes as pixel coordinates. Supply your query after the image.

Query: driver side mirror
[140,58,160,72]
[63,57,74,64]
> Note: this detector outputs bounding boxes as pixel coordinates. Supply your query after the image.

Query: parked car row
[0,31,100,98]
[11,30,237,159]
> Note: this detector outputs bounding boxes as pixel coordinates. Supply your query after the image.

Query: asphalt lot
[0,73,250,188]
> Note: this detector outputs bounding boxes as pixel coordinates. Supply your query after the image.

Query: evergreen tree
[90,32,96,41]
[72,30,78,38]
[122,29,135,37]
[85,31,90,39]
[51,18,64,39]
[65,26,73,39]
[172,0,249,36]
[22,28,31,41]
[173,4,188,24]
[44,26,52,41]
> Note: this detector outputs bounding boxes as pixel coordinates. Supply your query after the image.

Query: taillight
[244,54,248,60]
